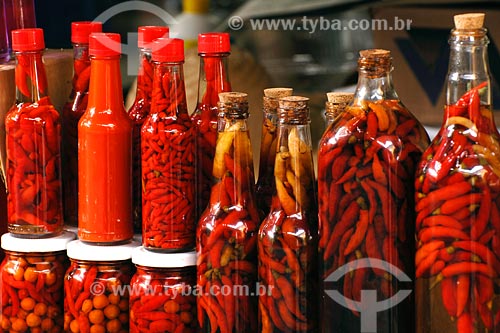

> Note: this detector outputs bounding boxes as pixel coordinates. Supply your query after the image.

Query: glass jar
[255,87,293,217]
[415,13,500,333]
[130,247,196,333]
[0,231,74,332]
[324,92,353,127]
[6,28,64,237]
[78,33,133,244]
[64,240,137,333]
[317,49,429,333]
[197,92,259,333]
[141,38,195,251]
[258,96,318,332]
[62,21,102,227]
[128,26,169,233]
[191,32,232,221]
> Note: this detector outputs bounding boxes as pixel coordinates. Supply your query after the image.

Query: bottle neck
[325,102,344,126]
[150,62,188,117]
[87,55,124,112]
[134,48,152,102]
[15,50,48,103]
[353,59,398,103]
[196,53,231,108]
[72,43,91,93]
[446,29,491,107]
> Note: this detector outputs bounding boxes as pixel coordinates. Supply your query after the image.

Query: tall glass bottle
[258,96,317,333]
[255,87,292,217]
[191,32,231,221]
[317,49,429,333]
[197,92,259,333]
[128,26,169,233]
[5,28,64,236]
[141,38,195,251]
[62,21,102,227]
[415,13,500,333]
[324,92,353,127]
[78,33,133,244]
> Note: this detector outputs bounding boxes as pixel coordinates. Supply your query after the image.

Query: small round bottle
[0,231,74,332]
[64,240,137,333]
[130,247,197,333]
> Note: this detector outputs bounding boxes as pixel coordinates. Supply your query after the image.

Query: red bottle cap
[138,26,169,49]
[71,21,103,44]
[198,32,230,54]
[12,28,45,51]
[152,38,184,62]
[89,33,121,57]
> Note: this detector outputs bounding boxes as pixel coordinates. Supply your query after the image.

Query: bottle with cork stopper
[415,13,500,333]
[324,92,354,127]
[255,87,293,216]
[317,48,429,333]
[196,91,259,333]
[258,95,318,332]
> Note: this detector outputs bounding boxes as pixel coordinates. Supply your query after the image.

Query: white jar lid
[1,231,76,253]
[67,240,139,261]
[132,246,197,268]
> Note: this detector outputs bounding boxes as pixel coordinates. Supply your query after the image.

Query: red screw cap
[152,38,184,62]
[138,26,169,48]
[12,28,45,51]
[71,21,103,44]
[198,32,230,54]
[89,33,121,57]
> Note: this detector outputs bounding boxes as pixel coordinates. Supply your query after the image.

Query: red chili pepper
[441,277,457,317]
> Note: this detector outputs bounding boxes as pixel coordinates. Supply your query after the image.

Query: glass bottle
[191,32,232,221]
[78,33,133,244]
[197,92,259,333]
[415,13,500,333]
[5,28,64,236]
[258,96,317,333]
[324,92,353,127]
[317,49,429,333]
[0,232,74,333]
[0,0,9,63]
[61,21,102,227]
[128,25,169,233]
[255,87,293,217]
[130,248,197,333]
[64,240,136,333]
[141,38,195,251]
[11,0,36,29]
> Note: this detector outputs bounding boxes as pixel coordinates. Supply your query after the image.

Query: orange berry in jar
[20,297,36,311]
[26,313,42,327]
[92,294,109,309]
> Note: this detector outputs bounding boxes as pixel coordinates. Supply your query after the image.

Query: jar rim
[132,246,196,268]
[1,231,75,252]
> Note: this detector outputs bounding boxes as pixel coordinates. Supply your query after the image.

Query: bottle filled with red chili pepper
[64,240,137,333]
[197,92,259,333]
[415,13,500,333]
[0,231,74,332]
[62,21,102,227]
[191,32,232,221]
[128,26,169,233]
[5,28,64,237]
[141,38,195,252]
[255,88,293,217]
[130,247,197,333]
[258,96,318,333]
[324,92,354,127]
[78,33,133,244]
[317,49,429,333]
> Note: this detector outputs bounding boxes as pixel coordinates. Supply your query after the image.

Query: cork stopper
[264,87,293,98]
[218,92,247,103]
[454,13,484,30]
[278,96,309,124]
[359,49,390,59]
[327,92,354,104]
[263,87,293,111]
